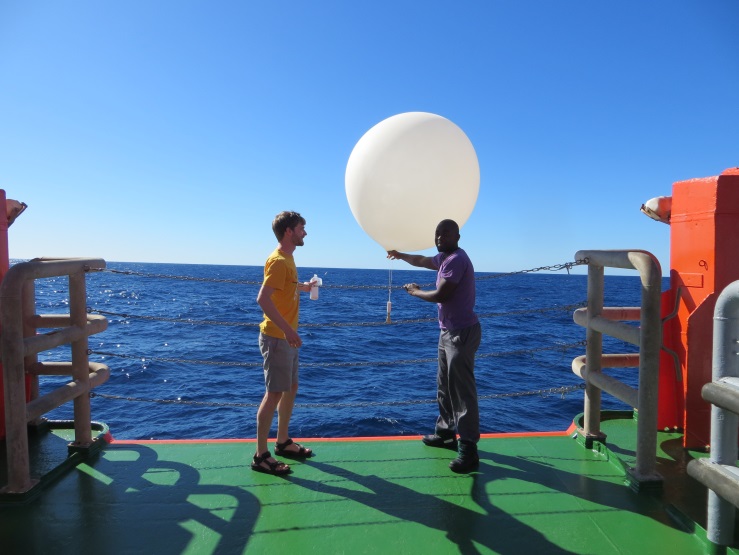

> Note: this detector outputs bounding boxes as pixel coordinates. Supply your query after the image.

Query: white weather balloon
[345,112,480,252]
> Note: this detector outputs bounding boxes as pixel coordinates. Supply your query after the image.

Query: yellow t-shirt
[259,248,299,339]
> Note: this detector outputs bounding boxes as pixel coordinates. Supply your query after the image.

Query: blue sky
[1,1,737,274]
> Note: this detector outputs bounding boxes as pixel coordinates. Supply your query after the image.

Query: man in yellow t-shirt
[252,211,314,475]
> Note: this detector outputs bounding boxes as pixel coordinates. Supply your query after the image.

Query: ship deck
[1,412,736,554]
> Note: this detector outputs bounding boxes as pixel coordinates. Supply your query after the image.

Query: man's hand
[403,283,420,296]
[284,327,302,348]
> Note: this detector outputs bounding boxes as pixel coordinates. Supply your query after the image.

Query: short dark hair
[437,219,460,234]
[272,211,306,240]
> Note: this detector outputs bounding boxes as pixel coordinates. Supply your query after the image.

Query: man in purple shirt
[387,219,482,473]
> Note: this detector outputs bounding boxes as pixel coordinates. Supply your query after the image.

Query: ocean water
[32,261,653,440]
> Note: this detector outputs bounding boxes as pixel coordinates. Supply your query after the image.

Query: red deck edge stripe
[108,422,577,445]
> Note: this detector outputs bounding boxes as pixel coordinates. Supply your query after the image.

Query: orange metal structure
[0,190,9,439]
[660,168,739,448]
[0,190,31,439]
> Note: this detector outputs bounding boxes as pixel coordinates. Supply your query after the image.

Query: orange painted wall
[0,190,9,439]
[663,168,739,448]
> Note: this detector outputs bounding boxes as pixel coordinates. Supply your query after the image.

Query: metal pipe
[21,279,39,416]
[573,353,641,369]
[573,307,641,323]
[23,316,107,356]
[572,356,639,408]
[0,258,104,288]
[573,308,641,344]
[69,271,92,446]
[576,249,647,271]
[30,313,108,329]
[582,262,604,439]
[26,365,109,421]
[688,459,739,509]
[707,280,739,545]
[27,361,76,376]
[701,378,739,415]
[587,316,640,346]
[632,251,662,481]
[0,278,31,492]
[29,362,108,376]
[26,361,111,377]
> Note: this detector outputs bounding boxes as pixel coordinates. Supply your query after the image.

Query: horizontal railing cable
[476,260,587,280]
[100,259,588,290]
[89,341,586,368]
[89,383,586,409]
[87,302,585,328]
[104,269,262,286]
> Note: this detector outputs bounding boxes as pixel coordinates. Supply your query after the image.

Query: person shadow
[290,439,698,554]
[290,455,576,554]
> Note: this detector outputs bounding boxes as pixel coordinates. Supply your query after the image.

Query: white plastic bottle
[310,274,322,300]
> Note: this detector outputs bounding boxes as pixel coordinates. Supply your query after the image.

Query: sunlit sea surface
[32,261,658,440]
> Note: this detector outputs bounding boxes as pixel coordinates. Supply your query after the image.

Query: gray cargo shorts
[258,332,299,392]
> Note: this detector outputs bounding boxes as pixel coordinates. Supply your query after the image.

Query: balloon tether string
[386,265,392,324]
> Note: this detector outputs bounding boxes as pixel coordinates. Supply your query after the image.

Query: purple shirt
[432,248,478,331]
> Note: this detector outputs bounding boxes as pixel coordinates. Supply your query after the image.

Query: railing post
[22,279,40,421]
[707,281,739,544]
[584,263,605,443]
[573,250,663,489]
[0,258,108,494]
[632,252,662,482]
[1,275,33,492]
[69,270,92,447]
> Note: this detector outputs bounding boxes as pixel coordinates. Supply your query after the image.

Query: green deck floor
[0,415,736,554]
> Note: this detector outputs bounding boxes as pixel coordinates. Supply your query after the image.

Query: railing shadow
[0,443,260,554]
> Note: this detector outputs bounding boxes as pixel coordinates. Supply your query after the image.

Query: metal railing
[571,250,663,487]
[1,258,110,494]
[687,280,739,547]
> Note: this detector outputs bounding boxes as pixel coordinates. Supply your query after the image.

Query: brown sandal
[275,438,313,459]
[251,451,290,475]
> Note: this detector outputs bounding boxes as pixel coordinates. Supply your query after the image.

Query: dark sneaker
[422,434,458,450]
[449,441,479,473]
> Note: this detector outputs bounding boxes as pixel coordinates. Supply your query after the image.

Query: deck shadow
[0,443,261,554]
[291,458,576,555]
[481,444,698,534]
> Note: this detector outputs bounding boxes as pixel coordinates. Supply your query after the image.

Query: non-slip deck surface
[0,419,733,554]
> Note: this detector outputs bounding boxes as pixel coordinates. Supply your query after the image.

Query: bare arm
[387,250,436,271]
[404,276,458,303]
[257,284,302,347]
